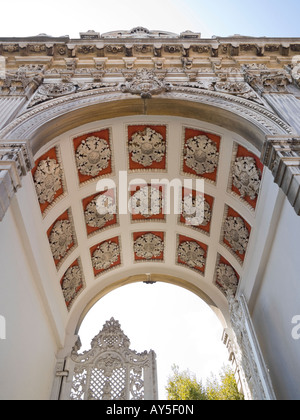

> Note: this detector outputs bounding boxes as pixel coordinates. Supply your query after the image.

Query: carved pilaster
[227,292,276,400]
[0,140,34,221]
[262,136,300,214]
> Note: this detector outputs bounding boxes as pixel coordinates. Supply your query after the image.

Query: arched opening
[77,282,230,400]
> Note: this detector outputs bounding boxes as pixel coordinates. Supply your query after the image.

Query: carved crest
[120,69,172,98]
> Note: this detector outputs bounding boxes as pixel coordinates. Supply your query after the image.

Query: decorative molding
[224,216,250,255]
[33,157,62,204]
[120,69,172,98]
[0,140,34,221]
[261,135,300,215]
[227,293,276,400]
[60,259,85,311]
[92,240,120,271]
[177,240,206,269]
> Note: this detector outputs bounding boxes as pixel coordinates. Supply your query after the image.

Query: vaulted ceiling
[29,114,265,327]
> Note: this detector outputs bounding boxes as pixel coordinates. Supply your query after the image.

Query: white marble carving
[216,263,239,295]
[49,220,73,260]
[184,135,219,175]
[85,196,115,228]
[178,240,205,268]
[129,127,166,167]
[182,194,211,226]
[92,241,120,270]
[33,157,62,204]
[233,157,261,200]
[134,233,164,259]
[76,136,111,177]
[224,216,249,254]
[129,186,162,218]
[61,265,83,304]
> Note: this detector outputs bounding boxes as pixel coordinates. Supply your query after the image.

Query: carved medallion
[49,220,73,260]
[216,263,239,295]
[92,241,120,271]
[182,194,211,226]
[120,68,172,98]
[33,157,62,204]
[178,241,206,268]
[61,265,83,304]
[232,157,261,200]
[85,196,115,228]
[129,186,162,218]
[76,136,111,177]
[128,128,166,167]
[184,135,219,175]
[224,216,249,254]
[134,233,164,260]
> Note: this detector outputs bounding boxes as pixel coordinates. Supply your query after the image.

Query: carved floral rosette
[182,194,211,226]
[178,240,206,268]
[184,135,219,175]
[33,157,62,204]
[129,186,163,218]
[216,263,239,295]
[224,216,249,255]
[76,136,111,177]
[128,128,166,168]
[49,220,74,260]
[84,196,115,228]
[134,233,164,260]
[61,265,83,306]
[92,240,120,271]
[232,157,261,200]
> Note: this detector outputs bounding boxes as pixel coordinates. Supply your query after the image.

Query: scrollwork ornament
[178,241,205,268]
[92,241,120,270]
[76,136,111,177]
[232,157,261,200]
[33,157,62,204]
[224,216,249,254]
[184,135,219,175]
[49,220,73,260]
[134,233,164,259]
[129,128,166,167]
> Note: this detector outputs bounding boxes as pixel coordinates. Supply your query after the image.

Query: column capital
[0,139,34,221]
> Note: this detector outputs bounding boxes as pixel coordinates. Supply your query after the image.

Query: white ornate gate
[59,318,158,400]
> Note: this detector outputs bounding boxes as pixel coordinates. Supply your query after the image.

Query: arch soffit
[3,88,293,341]
[0,87,293,156]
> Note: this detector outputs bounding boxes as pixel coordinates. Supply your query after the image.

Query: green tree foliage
[166,365,244,401]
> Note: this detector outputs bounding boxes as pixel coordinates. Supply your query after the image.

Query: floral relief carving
[178,240,206,268]
[216,263,239,295]
[61,265,83,305]
[184,135,219,175]
[128,128,166,168]
[85,196,115,228]
[224,216,249,255]
[33,157,62,204]
[75,136,111,177]
[232,157,261,200]
[182,194,211,226]
[120,68,172,98]
[134,233,164,260]
[49,220,74,260]
[129,186,162,218]
[92,241,120,271]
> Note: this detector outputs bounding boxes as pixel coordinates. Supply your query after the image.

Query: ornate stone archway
[1,30,300,400]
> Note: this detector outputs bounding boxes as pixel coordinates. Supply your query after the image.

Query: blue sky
[1,0,300,38]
